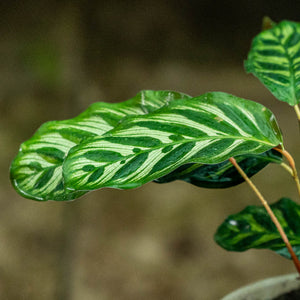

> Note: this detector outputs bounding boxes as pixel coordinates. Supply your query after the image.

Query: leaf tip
[262,16,276,31]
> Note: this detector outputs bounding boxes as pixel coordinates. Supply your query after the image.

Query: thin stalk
[229,157,300,275]
[294,105,300,123]
[280,162,294,176]
[274,147,300,199]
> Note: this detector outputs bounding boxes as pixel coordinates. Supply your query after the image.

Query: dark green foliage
[215,198,300,260]
[246,20,300,105]
[155,149,282,188]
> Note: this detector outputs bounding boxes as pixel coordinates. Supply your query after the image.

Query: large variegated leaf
[154,149,282,189]
[245,20,300,105]
[214,198,300,260]
[63,92,283,192]
[10,90,191,201]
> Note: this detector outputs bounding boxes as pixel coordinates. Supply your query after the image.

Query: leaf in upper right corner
[154,149,283,189]
[245,20,300,105]
[214,198,300,260]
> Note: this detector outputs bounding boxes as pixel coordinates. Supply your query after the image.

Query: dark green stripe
[257,61,288,71]
[58,128,96,144]
[83,150,124,162]
[87,167,105,183]
[284,30,300,48]
[251,209,275,232]
[27,161,43,171]
[134,120,209,138]
[192,139,234,161]
[105,136,162,148]
[215,103,258,135]
[277,199,300,235]
[292,48,300,60]
[34,167,55,189]
[227,141,262,157]
[259,38,279,46]
[256,49,286,57]
[233,233,265,250]
[36,147,65,163]
[110,152,149,181]
[150,142,195,175]
[94,112,126,127]
[258,72,291,85]
[173,108,242,136]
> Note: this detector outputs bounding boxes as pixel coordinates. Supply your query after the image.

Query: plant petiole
[229,157,300,275]
[294,105,300,123]
[274,147,300,200]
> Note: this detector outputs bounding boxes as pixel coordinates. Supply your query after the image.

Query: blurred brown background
[1,1,300,299]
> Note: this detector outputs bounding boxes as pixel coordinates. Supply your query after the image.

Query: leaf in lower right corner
[214,198,300,260]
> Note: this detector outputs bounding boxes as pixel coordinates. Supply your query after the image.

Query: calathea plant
[10,20,300,277]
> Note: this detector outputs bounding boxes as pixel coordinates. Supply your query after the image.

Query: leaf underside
[63,92,283,193]
[10,90,191,201]
[214,198,300,260]
[245,20,300,105]
[154,149,282,189]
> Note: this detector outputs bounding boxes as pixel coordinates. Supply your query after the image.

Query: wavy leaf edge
[62,91,283,193]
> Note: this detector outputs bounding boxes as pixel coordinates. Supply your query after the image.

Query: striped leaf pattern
[154,149,282,189]
[214,198,300,260]
[10,90,191,201]
[245,20,300,105]
[63,92,283,192]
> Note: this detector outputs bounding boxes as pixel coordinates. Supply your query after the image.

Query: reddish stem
[274,147,300,199]
[229,157,300,275]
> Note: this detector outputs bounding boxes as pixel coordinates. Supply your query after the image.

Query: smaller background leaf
[214,198,300,260]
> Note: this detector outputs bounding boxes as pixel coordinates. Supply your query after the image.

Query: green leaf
[154,149,283,188]
[214,198,300,260]
[245,20,300,105]
[63,92,283,192]
[10,90,191,201]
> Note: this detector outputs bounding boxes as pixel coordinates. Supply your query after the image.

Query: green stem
[229,157,300,275]
[274,147,300,200]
